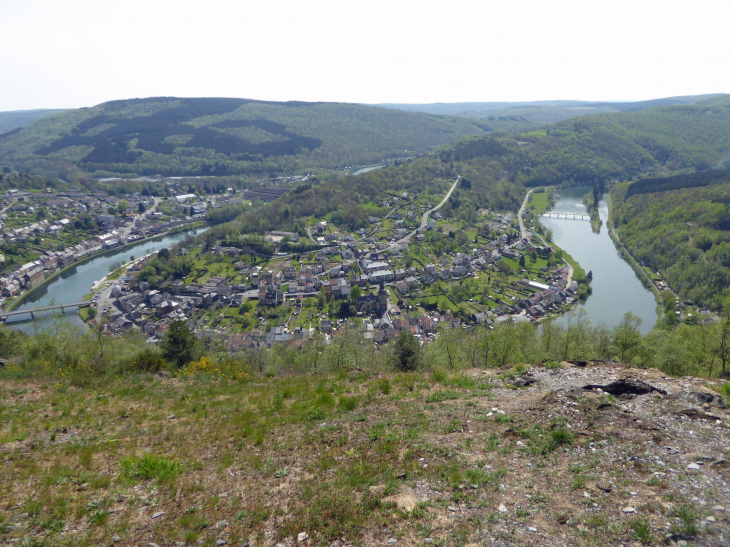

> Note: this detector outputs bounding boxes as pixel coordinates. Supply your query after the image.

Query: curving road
[518,188,534,240]
[390,175,461,249]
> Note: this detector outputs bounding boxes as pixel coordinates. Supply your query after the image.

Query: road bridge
[0,301,91,322]
[541,212,591,221]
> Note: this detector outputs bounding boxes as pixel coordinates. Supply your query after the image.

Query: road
[389,175,461,250]
[518,188,534,240]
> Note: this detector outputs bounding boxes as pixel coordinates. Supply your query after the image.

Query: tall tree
[160,319,199,368]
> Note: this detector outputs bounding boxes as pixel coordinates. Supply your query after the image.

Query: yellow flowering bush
[183,356,251,381]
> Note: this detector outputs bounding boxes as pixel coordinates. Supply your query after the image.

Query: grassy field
[527,192,549,214]
[1,364,725,546]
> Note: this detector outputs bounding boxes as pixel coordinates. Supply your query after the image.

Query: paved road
[389,175,461,250]
[518,188,534,240]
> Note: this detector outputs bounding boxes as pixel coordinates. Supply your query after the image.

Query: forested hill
[0,109,65,133]
[0,97,489,178]
[611,170,730,310]
[375,94,721,132]
[437,94,730,188]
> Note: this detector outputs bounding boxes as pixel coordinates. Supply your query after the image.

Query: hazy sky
[1,0,728,111]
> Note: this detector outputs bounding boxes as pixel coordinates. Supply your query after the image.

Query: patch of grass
[338,395,359,411]
[426,390,460,403]
[88,509,109,527]
[630,518,654,544]
[120,453,181,483]
[672,503,700,537]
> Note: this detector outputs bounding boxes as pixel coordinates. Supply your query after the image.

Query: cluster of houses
[0,230,142,299]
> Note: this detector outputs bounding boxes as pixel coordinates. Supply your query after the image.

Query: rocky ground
[1,362,729,546]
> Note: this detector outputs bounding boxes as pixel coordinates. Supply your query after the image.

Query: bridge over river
[1,301,91,322]
[541,212,591,221]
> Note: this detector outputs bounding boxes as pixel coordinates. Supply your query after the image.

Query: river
[540,186,657,334]
[5,228,209,334]
[352,164,385,176]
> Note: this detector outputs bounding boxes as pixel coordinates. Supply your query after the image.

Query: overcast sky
[1,0,728,111]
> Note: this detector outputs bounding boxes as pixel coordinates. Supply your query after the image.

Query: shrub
[130,347,166,373]
[393,331,420,371]
[431,366,447,384]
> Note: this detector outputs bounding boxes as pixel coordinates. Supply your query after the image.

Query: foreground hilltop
[1,362,728,546]
[0,97,488,178]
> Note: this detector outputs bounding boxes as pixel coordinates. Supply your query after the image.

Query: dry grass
[1,364,728,546]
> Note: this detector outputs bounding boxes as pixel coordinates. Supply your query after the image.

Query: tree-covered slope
[0,109,65,133]
[438,95,730,187]
[230,96,730,239]
[611,171,730,309]
[375,94,722,132]
[0,98,488,178]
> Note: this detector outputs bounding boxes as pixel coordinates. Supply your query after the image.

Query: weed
[41,516,65,534]
[545,361,562,369]
[426,390,460,403]
[485,434,500,452]
[339,395,358,411]
[379,379,391,395]
[672,503,699,537]
[551,428,573,445]
[88,510,109,526]
[630,518,654,544]
[646,476,662,487]
[120,453,181,483]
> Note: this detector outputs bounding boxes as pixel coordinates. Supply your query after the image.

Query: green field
[527,191,549,213]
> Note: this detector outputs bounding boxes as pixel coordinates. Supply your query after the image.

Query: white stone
[498,503,508,513]
[706,516,716,523]
[687,463,701,470]
[151,511,165,519]
[297,532,309,543]
[528,527,537,532]
[622,507,636,513]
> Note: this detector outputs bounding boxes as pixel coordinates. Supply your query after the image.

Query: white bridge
[541,212,591,221]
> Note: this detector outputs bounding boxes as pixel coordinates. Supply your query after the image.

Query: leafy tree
[350,285,361,303]
[393,330,420,371]
[117,199,129,215]
[138,202,146,213]
[160,319,199,368]
[612,312,643,363]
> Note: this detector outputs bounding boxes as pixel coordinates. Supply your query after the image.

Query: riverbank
[4,221,207,313]
[540,186,657,333]
[606,192,664,321]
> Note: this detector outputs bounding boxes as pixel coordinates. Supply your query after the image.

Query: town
[0,176,245,305]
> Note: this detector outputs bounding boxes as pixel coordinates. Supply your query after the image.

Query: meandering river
[540,186,657,334]
[5,228,209,334]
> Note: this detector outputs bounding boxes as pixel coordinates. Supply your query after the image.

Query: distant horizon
[1,92,726,114]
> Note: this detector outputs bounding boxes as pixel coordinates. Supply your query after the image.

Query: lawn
[528,192,549,214]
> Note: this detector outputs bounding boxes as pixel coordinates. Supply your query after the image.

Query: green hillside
[0,108,65,133]
[376,94,721,132]
[231,96,730,240]
[611,171,730,310]
[0,98,488,178]
[439,95,730,187]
